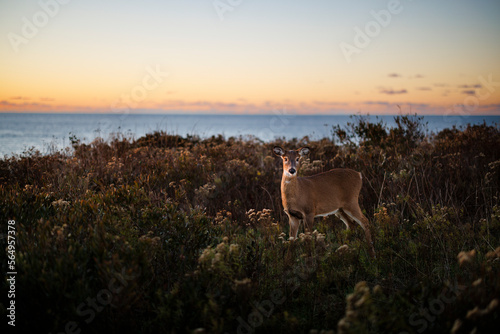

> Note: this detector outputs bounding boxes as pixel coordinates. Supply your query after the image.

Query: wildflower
[354,281,369,293]
[232,278,252,295]
[336,244,350,254]
[194,182,216,203]
[51,224,69,242]
[486,246,500,260]
[466,299,498,320]
[229,244,239,253]
[315,234,326,247]
[337,318,350,331]
[139,232,161,246]
[450,319,462,334]
[214,210,232,225]
[211,253,222,266]
[198,247,213,264]
[216,242,226,252]
[52,199,70,209]
[299,233,313,241]
[233,278,251,287]
[457,249,476,266]
[354,295,368,308]
[247,208,274,225]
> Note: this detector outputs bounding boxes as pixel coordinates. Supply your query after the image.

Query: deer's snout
[288,168,296,175]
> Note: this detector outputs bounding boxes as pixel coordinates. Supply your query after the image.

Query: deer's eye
[296,158,299,162]
[284,158,288,162]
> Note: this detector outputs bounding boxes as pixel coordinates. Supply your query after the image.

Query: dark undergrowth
[1,115,499,333]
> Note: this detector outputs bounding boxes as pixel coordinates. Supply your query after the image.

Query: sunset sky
[1,0,500,115]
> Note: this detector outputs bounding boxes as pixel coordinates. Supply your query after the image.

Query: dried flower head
[457,249,476,266]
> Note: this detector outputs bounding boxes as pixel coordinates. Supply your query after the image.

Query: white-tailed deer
[273,146,375,257]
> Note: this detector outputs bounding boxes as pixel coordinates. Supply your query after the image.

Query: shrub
[1,116,499,333]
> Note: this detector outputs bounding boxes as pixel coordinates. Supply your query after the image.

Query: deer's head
[273,146,310,177]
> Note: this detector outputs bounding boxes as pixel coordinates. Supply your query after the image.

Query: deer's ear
[273,146,285,157]
[298,147,310,156]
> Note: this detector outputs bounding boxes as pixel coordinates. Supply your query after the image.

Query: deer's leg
[304,213,315,232]
[343,203,376,257]
[336,208,356,230]
[288,215,300,240]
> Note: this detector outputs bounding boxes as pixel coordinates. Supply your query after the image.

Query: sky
[1,0,500,115]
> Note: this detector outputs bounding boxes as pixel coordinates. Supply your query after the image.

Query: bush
[0,116,499,333]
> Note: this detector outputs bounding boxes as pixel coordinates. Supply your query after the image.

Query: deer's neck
[281,174,300,197]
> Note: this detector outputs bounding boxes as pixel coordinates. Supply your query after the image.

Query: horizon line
[2,110,500,117]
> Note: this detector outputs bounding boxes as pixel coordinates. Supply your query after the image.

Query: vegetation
[1,115,499,333]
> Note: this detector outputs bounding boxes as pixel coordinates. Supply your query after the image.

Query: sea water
[1,113,498,157]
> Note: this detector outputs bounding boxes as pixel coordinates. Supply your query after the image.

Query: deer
[273,146,375,257]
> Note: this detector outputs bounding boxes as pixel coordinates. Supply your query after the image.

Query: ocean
[1,113,499,157]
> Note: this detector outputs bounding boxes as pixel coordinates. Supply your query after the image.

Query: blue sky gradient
[1,0,499,114]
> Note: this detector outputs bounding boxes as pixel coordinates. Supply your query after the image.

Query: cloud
[405,103,429,108]
[416,87,432,91]
[458,84,482,89]
[387,73,424,79]
[362,101,390,106]
[155,99,259,113]
[479,104,500,112]
[461,90,476,95]
[0,100,52,109]
[379,88,408,95]
[312,101,349,107]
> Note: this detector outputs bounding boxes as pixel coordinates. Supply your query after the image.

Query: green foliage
[0,116,499,333]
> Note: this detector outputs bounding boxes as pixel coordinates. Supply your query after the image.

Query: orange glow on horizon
[1,1,499,115]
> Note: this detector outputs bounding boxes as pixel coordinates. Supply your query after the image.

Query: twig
[261,186,276,215]
[377,171,386,208]
[391,248,427,277]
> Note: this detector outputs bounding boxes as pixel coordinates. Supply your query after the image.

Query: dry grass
[1,115,499,333]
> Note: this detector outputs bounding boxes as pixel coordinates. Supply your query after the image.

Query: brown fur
[273,146,375,257]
